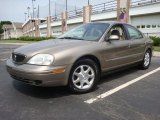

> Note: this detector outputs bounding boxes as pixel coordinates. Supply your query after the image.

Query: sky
[0,0,111,23]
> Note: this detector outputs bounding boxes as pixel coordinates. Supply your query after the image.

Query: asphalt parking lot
[0,44,160,120]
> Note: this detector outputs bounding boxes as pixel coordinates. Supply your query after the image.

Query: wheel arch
[68,54,101,92]
[72,54,102,73]
[145,47,152,56]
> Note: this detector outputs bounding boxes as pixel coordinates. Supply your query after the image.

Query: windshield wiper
[59,37,84,40]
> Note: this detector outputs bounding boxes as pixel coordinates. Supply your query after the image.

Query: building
[22,0,160,37]
[2,22,23,39]
[22,18,46,37]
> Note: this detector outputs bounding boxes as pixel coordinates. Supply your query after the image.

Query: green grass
[0,39,35,44]
[154,46,160,52]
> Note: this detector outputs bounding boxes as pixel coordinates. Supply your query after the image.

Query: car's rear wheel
[139,50,151,70]
[68,59,99,93]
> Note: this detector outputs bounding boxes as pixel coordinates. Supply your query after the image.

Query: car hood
[14,39,94,56]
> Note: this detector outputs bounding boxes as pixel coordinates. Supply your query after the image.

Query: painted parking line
[0,58,8,61]
[84,67,160,104]
[0,51,11,54]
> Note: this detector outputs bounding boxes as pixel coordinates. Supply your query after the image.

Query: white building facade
[23,0,160,37]
[2,22,23,39]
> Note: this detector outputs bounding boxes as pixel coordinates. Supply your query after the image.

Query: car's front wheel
[68,59,99,93]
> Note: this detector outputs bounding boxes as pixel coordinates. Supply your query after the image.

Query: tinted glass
[125,25,143,39]
[59,23,110,41]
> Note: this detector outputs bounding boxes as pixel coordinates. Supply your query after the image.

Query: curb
[153,51,160,57]
[0,43,28,45]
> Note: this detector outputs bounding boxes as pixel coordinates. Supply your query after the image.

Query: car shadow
[98,66,139,85]
[13,66,140,99]
[13,80,71,99]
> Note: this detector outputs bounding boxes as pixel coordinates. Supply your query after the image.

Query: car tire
[68,59,100,93]
[139,50,151,70]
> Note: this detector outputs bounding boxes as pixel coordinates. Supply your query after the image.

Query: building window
[158,25,160,28]
[152,25,156,28]
[137,25,140,28]
[141,25,145,28]
[146,25,151,28]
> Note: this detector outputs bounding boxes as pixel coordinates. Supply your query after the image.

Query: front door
[101,24,133,71]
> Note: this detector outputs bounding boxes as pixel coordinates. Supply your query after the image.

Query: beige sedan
[6,21,153,93]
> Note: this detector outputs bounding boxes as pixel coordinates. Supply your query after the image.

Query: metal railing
[92,0,117,15]
[50,0,160,22]
[131,0,160,7]
[68,8,83,20]
[51,13,62,22]
[144,32,160,37]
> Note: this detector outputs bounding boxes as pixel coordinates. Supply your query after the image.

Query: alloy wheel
[144,52,150,67]
[72,65,95,90]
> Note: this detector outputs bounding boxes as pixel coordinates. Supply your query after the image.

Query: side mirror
[108,35,120,41]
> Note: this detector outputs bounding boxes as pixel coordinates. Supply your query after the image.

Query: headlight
[27,54,54,65]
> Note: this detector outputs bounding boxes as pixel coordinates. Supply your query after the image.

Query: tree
[0,21,12,34]
[0,23,4,34]
[1,21,12,25]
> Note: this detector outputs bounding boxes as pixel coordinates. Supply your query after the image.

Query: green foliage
[0,21,12,34]
[149,36,160,46]
[10,36,56,41]
[0,21,12,25]
[0,24,3,34]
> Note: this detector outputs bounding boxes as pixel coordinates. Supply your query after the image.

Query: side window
[108,25,126,40]
[67,27,85,38]
[125,25,143,39]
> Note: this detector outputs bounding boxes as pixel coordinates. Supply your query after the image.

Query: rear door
[124,24,146,62]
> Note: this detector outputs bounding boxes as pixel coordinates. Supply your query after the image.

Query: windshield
[59,23,110,41]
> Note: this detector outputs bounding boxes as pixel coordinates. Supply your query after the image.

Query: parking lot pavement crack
[117,97,149,120]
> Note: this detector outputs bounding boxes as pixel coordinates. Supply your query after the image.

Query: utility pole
[55,2,56,17]
[35,5,40,37]
[47,0,52,37]
[75,5,77,15]
[66,0,68,12]
[75,5,77,11]
[31,0,36,37]
[32,0,36,18]
[24,12,27,21]
[37,5,39,18]
[27,7,30,18]
[49,0,51,16]
[30,12,34,37]
[88,0,90,5]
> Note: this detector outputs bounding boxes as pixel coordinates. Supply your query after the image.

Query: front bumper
[6,59,72,87]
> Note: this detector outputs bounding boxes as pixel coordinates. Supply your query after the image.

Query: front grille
[12,53,26,63]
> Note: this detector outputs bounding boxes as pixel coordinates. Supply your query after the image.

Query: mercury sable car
[6,21,153,93]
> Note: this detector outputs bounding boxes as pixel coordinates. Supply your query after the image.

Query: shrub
[149,36,160,46]
[10,36,56,41]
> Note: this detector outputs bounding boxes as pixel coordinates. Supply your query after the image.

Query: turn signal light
[52,68,65,73]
